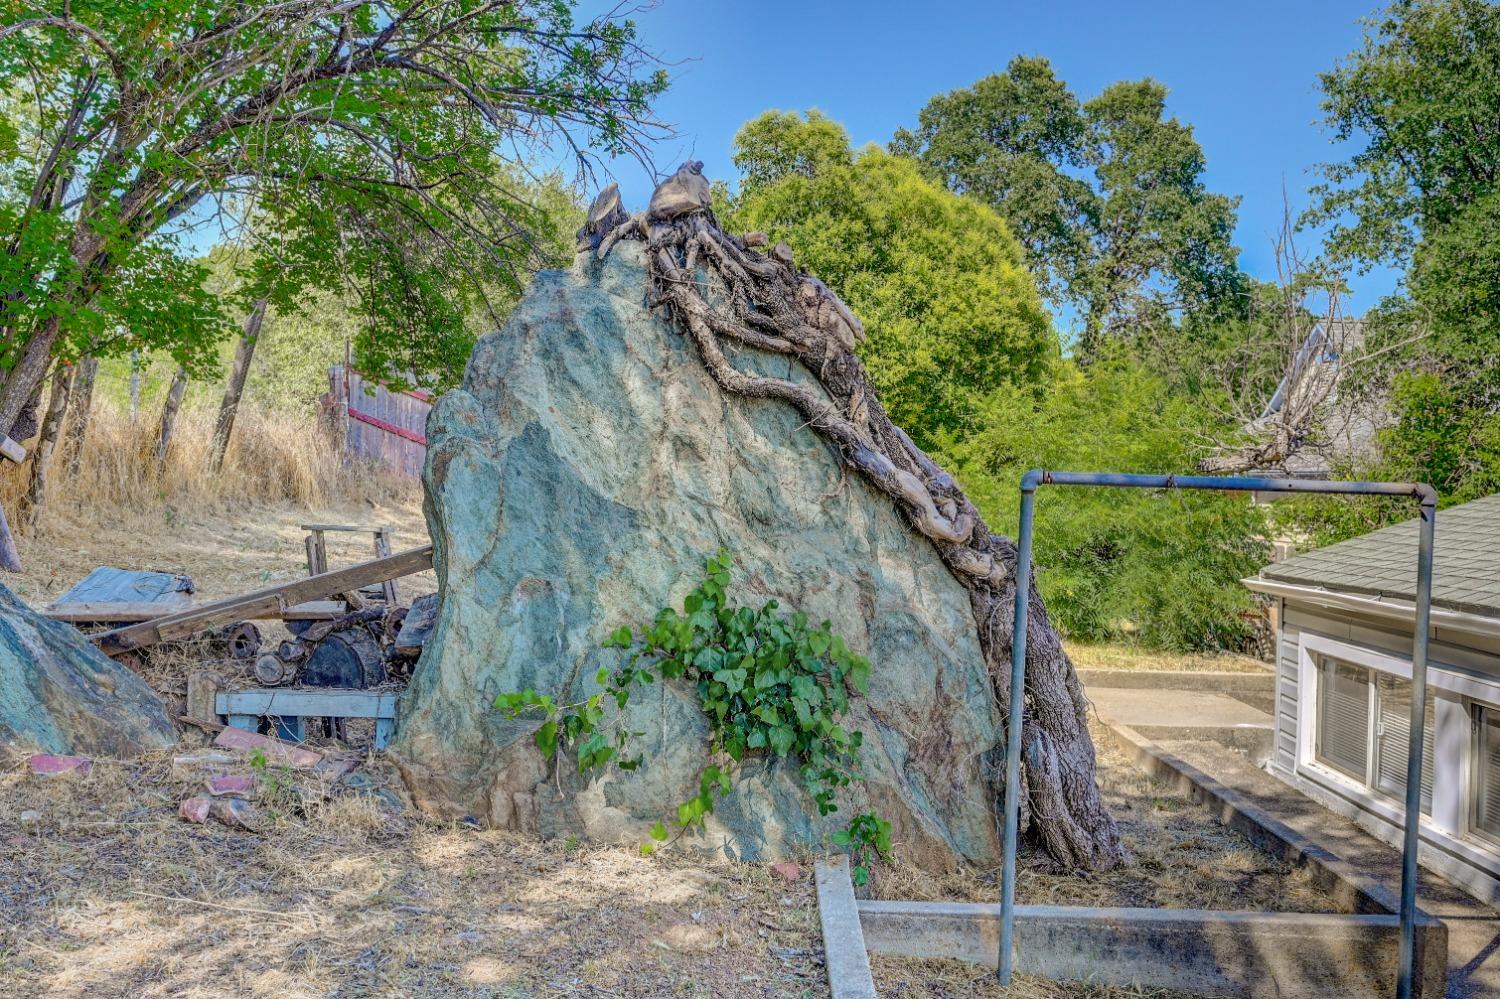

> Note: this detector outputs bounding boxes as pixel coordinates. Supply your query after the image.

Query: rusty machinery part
[252,607,389,689]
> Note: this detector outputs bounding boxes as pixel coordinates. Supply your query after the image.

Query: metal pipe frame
[999,470,1438,999]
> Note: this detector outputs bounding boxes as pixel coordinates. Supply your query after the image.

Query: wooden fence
[324,366,432,477]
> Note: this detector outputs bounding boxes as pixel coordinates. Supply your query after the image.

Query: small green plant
[495,549,891,874]
[247,746,299,814]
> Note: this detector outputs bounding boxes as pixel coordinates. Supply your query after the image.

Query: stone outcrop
[389,242,1003,870]
[0,581,176,756]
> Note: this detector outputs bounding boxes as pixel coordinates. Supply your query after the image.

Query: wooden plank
[283,600,347,620]
[299,523,383,533]
[45,601,181,623]
[216,689,399,719]
[94,546,433,657]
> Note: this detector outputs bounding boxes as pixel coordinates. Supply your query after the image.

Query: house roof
[1256,493,1500,619]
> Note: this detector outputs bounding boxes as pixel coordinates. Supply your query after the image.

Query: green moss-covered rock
[0,582,176,756]
[389,243,1002,870]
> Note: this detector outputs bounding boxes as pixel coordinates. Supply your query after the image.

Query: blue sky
[588,0,1401,315]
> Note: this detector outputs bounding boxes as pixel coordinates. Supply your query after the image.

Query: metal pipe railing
[999,470,1437,999]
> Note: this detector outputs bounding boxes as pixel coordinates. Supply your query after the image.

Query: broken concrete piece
[213,727,322,768]
[179,796,212,823]
[209,797,264,832]
[29,754,93,777]
[204,775,254,798]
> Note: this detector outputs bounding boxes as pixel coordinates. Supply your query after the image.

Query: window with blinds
[1372,673,1435,816]
[1316,658,1371,781]
[1474,707,1500,847]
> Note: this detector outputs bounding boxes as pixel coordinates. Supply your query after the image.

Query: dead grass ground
[871,956,1201,999]
[873,720,1328,915]
[1063,641,1271,674]
[0,747,829,999]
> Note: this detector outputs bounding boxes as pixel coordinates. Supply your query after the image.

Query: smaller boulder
[0,582,175,757]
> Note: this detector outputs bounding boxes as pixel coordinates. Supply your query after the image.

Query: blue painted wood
[216,689,397,719]
[274,716,307,743]
[228,714,258,732]
[374,718,395,750]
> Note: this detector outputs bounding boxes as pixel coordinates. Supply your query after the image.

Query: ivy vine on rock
[495,549,892,882]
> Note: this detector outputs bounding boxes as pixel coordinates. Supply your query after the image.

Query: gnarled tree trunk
[154,367,189,470]
[594,164,1124,869]
[21,364,74,530]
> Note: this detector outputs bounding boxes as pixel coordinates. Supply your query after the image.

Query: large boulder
[389,242,1003,870]
[0,582,176,756]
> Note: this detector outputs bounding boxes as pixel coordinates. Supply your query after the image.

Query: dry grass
[871,721,1329,915]
[2,399,432,609]
[871,956,1202,999]
[0,746,829,999]
[1064,641,1271,675]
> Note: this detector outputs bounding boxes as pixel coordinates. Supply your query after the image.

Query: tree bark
[20,364,74,530]
[207,300,267,474]
[154,366,189,469]
[60,356,98,477]
[605,182,1125,870]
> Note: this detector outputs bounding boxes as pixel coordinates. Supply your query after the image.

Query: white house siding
[1276,598,1500,905]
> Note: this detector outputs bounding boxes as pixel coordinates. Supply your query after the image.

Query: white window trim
[1296,631,1500,873]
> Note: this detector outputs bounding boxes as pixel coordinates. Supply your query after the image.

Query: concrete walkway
[1084,672,1500,998]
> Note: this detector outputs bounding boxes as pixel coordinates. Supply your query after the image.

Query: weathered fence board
[325,366,431,477]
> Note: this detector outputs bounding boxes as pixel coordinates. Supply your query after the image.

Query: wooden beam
[45,601,182,623]
[93,545,433,657]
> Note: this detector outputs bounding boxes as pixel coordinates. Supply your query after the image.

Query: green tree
[727,111,1056,446]
[1303,0,1500,515]
[892,57,1243,357]
[939,358,1270,650]
[0,1,666,434]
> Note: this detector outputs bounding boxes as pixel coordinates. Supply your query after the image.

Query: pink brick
[204,775,254,797]
[29,754,93,777]
[178,796,212,823]
[213,727,322,768]
[770,861,803,882]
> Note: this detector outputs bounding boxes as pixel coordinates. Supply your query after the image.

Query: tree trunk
[154,366,189,469]
[207,300,267,474]
[602,176,1125,869]
[20,364,74,530]
[60,356,98,477]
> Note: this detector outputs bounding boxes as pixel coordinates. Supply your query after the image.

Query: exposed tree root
[596,171,1124,870]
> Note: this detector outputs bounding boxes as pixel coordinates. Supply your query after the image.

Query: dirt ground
[0,745,829,999]
[874,720,1329,915]
[6,484,435,610]
[1064,641,1272,674]
[872,956,1202,999]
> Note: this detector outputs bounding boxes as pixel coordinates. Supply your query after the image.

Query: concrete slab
[1088,687,1273,730]
[1075,668,1275,694]
[814,858,878,999]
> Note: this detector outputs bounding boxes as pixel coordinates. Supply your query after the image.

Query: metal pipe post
[998,473,1039,983]
[1397,487,1438,999]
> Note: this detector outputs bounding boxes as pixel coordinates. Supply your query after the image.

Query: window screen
[1475,707,1500,845]
[1317,658,1370,781]
[1373,673,1435,815]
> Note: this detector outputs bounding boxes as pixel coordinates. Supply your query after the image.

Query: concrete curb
[1076,668,1274,693]
[814,857,878,999]
[857,899,1448,999]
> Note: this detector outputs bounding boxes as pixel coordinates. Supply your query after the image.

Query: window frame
[1469,702,1500,851]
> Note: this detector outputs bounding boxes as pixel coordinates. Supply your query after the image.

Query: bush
[939,359,1270,650]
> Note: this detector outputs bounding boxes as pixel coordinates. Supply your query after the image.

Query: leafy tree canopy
[726,111,1057,447]
[1307,0,1500,270]
[892,56,1244,357]
[0,0,666,430]
[938,357,1269,650]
